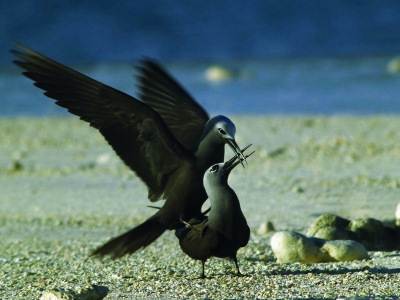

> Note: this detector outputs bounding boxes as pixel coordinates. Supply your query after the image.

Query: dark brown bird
[11,43,246,258]
[175,149,252,279]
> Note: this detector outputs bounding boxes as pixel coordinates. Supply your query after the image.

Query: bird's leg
[200,260,206,279]
[233,256,244,277]
[179,216,201,233]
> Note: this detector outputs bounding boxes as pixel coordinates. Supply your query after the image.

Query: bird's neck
[192,134,225,169]
[206,183,239,240]
[204,174,236,211]
[206,182,232,204]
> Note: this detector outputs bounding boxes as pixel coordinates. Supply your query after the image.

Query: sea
[1,0,400,116]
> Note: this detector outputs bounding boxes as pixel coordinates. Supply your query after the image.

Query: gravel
[1,116,400,299]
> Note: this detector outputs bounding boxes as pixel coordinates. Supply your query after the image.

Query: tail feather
[92,214,166,258]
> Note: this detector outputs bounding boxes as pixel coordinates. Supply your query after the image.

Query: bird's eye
[218,128,226,135]
[210,165,219,173]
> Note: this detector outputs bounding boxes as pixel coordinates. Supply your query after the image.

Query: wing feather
[11,44,192,201]
[136,59,209,149]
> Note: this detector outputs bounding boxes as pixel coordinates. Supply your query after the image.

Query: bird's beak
[226,138,248,168]
[222,144,254,172]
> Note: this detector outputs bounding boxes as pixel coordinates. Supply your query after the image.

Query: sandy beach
[1,115,400,299]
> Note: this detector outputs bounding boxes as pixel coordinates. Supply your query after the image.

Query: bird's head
[206,115,247,166]
[204,144,253,185]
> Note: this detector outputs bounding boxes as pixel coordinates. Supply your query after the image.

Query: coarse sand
[1,116,400,299]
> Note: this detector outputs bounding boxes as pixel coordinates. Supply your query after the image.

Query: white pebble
[204,65,234,82]
[271,231,322,263]
[96,153,111,165]
[257,221,275,234]
[387,56,400,73]
[321,240,369,262]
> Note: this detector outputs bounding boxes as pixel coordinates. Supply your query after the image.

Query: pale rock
[271,231,322,263]
[307,213,400,251]
[387,56,400,73]
[271,231,369,263]
[321,240,369,262]
[204,65,234,82]
[257,221,275,234]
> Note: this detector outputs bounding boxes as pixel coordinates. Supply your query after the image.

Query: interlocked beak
[222,144,254,172]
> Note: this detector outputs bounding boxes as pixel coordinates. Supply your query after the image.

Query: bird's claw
[180,217,201,233]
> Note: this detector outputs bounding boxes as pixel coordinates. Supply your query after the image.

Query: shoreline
[1,115,400,299]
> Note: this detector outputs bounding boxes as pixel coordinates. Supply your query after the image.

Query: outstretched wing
[11,43,192,202]
[136,59,209,150]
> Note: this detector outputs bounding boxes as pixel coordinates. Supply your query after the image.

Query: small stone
[348,217,383,234]
[40,284,108,300]
[204,65,234,82]
[96,154,111,165]
[257,221,275,234]
[308,213,400,251]
[270,231,322,263]
[348,217,399,250]
[306,214,350,237]
[320,240,369,262]
[311,226,353,241]
[292,186,305,193]
[41,290,74,300]
[387,56,400,73]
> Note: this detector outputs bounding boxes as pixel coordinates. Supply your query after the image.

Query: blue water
[1,0,400,64]
[2,55,399,116]
[1,0,400,115]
